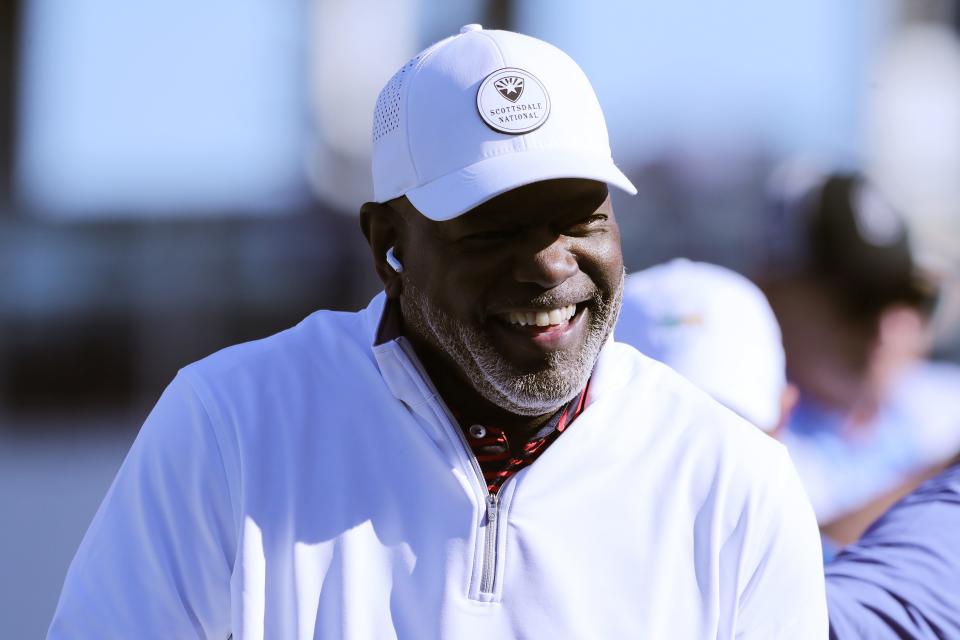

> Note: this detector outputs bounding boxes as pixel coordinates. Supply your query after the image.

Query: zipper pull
[486,493,499,524]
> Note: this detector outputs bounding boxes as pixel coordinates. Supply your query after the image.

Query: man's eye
[566,213,608,234]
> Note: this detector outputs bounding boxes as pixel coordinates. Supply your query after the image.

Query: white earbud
[385,246,404,273]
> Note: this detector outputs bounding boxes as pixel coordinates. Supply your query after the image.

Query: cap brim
[404,148,637,221]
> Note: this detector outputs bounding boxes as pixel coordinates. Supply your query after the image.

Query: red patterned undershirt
[456,383,590,494]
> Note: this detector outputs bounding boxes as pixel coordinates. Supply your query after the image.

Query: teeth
[504,304,577,327]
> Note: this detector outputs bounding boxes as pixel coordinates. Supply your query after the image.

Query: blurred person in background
[616,258,798,436]
[616,257,960,638]
[46,26,826,639]
[763,172,960,549]
[825,450,960,639]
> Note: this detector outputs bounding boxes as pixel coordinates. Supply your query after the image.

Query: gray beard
[400,271,624,416]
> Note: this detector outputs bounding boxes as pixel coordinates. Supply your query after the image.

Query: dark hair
[770,173,939,320]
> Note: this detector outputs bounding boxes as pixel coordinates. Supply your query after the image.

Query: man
[763,172,960,545]
[49,26,826,638]
[616,258,798,436]
[826,454,960,639]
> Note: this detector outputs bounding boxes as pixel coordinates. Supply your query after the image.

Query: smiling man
[376,180,619,419]
[49,26,827,639]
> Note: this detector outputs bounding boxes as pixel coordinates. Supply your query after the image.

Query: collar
[369,295,444,423]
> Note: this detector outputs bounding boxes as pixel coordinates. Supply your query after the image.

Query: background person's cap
[371,24,637,221]
[765,169,939,316]
[616,259,787,431]
[807,174,938,315]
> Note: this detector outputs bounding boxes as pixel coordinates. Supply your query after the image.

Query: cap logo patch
[495,76,524,102]
[852,183,904,247]
[656,313,705,328]
[477,67,550,134]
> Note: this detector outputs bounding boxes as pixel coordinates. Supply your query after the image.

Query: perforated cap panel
[372,57,421,142]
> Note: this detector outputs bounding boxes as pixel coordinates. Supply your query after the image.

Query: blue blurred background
[3,0,960,636]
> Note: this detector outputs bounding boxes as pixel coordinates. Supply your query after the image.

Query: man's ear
[771,382,800,439]
[360,201,403,299]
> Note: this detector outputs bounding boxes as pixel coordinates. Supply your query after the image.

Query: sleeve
[47,372,237,639]
[825,465,960,640]
[734,445,829,639]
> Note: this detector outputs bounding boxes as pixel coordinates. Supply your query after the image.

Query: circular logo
[852,183,904,247]
[476,68,551,134]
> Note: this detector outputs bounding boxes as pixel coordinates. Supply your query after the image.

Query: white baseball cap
[371,24,637,221]
[615,259,787,431]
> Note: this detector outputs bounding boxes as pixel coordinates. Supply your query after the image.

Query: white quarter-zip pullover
[49,293,827,639]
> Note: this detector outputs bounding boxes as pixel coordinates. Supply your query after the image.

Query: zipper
[481,493,500,593]
[440,398,503,595]
[395,338,503,596]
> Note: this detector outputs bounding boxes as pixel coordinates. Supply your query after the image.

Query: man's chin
[465,365,583,416]
[466,334,595,416]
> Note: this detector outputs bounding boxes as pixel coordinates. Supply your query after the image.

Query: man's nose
[512,238,578,289]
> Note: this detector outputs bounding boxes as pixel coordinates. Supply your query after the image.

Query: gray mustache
[503,285,600,310]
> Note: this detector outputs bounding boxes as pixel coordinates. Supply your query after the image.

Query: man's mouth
[501,304,577,328]
[487,302,588,357]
